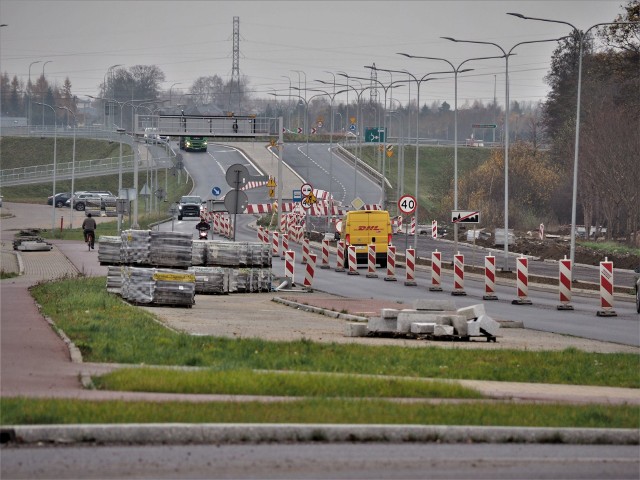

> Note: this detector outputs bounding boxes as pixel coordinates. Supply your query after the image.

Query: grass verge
[30,277,640,388]
[1,398,637,428]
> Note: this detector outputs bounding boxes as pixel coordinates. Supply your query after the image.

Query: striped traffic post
[384,245,397,281]
[404,248,417,286]
[213,214,220,234]
[257,226,264,243]
[366,244,378,278]
[264,229,270,245]
[303,253,317,291]
[429,250,442,292]
[320,239,330,269]
[285,250,295,285]
[432,220,438,239]
[280,233,289,260]
[596,257,617,317]
[452,252,466,296]
[410,216,416,235]
[557,256,574,310]
[347,246,359,275]
[335,240,345,272]
[512,255,532,305]
[483,255,498,300]
[271,231,280,257]
[301,236,310,264]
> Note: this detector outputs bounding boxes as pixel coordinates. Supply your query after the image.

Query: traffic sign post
[398,194,417,215]
[451,210,480,224]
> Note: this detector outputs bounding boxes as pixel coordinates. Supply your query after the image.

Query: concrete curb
[272,296,368,322]
[2,424,637,446]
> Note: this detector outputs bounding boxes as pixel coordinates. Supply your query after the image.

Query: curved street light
[507,13,639,278]
[41,61,52,130]
[169,83,181,105]
[28,60,41,127]
[57,106,77,228]
[35,102,57,233]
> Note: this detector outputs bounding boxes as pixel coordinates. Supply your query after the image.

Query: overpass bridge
[134,115,279,139]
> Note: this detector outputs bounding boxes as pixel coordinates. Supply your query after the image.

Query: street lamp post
[103,64,123,127]
[41,61,52,130]
[292,70,307,136]
[507,13,638,278]
[36,102,57,233]
[399,52,502,253]
[169,83,181,105]
[280,76,293,131]
[27,61,41,129]
[442,35,567,271]
[57,106,77,228]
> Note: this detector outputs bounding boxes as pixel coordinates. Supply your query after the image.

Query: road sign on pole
[451,210,480,224]
[398,194,417,215]
[301,183,313,197]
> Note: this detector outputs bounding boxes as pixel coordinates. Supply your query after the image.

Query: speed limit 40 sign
[398,194,417,215]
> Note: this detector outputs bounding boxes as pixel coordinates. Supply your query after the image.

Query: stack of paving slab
[202,241,272,268]
[120,229,152,265]
[189,266,229,294]
[191,240,207,265]
[231,267,271,293]
[149,231,192,268]
[351,299,500,341]
[120,266,195,307]
[106,265,123,293]
[97,236,122,265]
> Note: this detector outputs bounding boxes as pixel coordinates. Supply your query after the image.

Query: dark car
[47,192,72,207]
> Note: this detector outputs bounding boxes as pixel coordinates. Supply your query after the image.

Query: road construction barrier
[257,226,265,243]
[301,237,310,264]
[596,258,617,317]
[335,240,345,272]
[452,252,466,296]
[557,256,574,310]
[483,255,498,300]
[285,250,295,284]
[366,244,378,278]
[385,245,397,281]
[410,216,416,235]
[512,256,532,305]
[303,253,317,291]
[213,214,220,234]
[280,233,289,260]
[430,250,443,292]
[432,220,438,239]
[280,214,287,233]
[347,246,359,275]
[271,231,280,257]
[404,248,417,286]
[320,239,330,269]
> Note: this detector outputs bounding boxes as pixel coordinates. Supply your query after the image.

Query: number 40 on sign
[398,194,417,215]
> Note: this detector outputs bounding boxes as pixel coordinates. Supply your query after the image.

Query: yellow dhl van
[340,210,392,268]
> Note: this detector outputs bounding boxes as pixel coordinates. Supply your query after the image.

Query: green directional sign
[472,124,497,129]
[365,127,385,143]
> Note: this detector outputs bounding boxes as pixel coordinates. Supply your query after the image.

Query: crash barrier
[430,250,442,292]
[557,256,574,310]
[271,231,279,257]
[303,253,317,290]
[335,240,345,272]
[320,239,330,269]
[366,244,378,278]
[285,250,295,284]
[404,248,417,286]
[483,255,498,300]
[385,245,397,281]
[597,258,617,317]
[281,233,289,260]
[513,256,532,305]
[347,246,359,275]
[452,253,466,296]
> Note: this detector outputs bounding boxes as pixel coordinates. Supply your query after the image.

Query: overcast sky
[0,0,627,109]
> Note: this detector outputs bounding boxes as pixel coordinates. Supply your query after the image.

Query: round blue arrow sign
[212,186,221,197]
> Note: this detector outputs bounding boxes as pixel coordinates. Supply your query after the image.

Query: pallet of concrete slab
[189,266,230,294]
[120,229,152,265]
[15,240,53,251]
[83,197,104,217]
[102,196,117,217]
[106,265,123,293]
[203,241,272,268]
[98,235,122,265]
[119,266,195,307]
[191,240,207,266]
[149,231,192,268]
[365,300,500,342]
[229,267,272,293]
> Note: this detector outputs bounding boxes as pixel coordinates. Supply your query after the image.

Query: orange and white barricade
[596,257,617,317]
[271,231,280,257]
[285,250,295,284]
[512,255,532,305]
[303,253,317,291]
[366,244,378,278]
[301,237,310,264]
[335,240,345,272]
[557,256,574,310]
[280,233,289,260]
[483,255,498,300]
[452,252,466,296]
[347,245,359,275]
[320,239,330,269]
[404,248,417,286]
[385,245,397,281]
[429,250,442,292]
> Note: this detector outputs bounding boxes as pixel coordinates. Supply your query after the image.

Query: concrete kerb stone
[272,296,368,322]
[3,424,637,446]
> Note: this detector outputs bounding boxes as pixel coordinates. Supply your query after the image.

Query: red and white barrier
[452,252,466,296]
[557,256,574,310]
[432,220,438,239]
[280,214,287,233]
[280,233,289,260]
[512,255,532,305]
[213,214,220,234]
[264,229,270,245]
[257,226,265,243]
[301,237,310,264]
[366,244,378,278]
[410,216,416,235]
[335,240,345,272]
[285,250,295,284]
[271,231,280,257]
[404,248,417,286]
[483,255,498,300]
[385,246,397,281]
[320,239,330,269]
[429,250,442,292]
[303,253,317,291]
[347,246,359,275]
[596,257,617,317]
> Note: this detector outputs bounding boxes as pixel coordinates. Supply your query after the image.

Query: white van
[144,127,159,143]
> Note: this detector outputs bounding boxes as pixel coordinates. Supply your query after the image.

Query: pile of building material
[191,240,207,265]
[106,265,123,293]
[120,266,195,307]
[83,197,104,217]
[12,229,52,251]
[189,266,229,294]
[98,236,122,265]
[199,241,272,268]
[120,230,151,265]
[350,299,500,342]
[231,267,271,293]
[149,231,192,268]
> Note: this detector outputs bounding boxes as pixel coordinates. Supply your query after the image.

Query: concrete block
[456,304,486,320]
[478,314,500,336]
[410,322,437,334]
[380,308,400,319]
[433,324,454,336]
[467,319,481,336]
[446,315,469,336]
[397,312,442,333]
[433,315,454,326]
[367,317,397,333]
[414,299,456,311]
[344,322,368,337]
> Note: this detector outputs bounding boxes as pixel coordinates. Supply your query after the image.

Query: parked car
[65,191,114,211]
[47,192,72,207]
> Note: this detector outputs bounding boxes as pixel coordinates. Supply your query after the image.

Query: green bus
[179,136,208,152]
